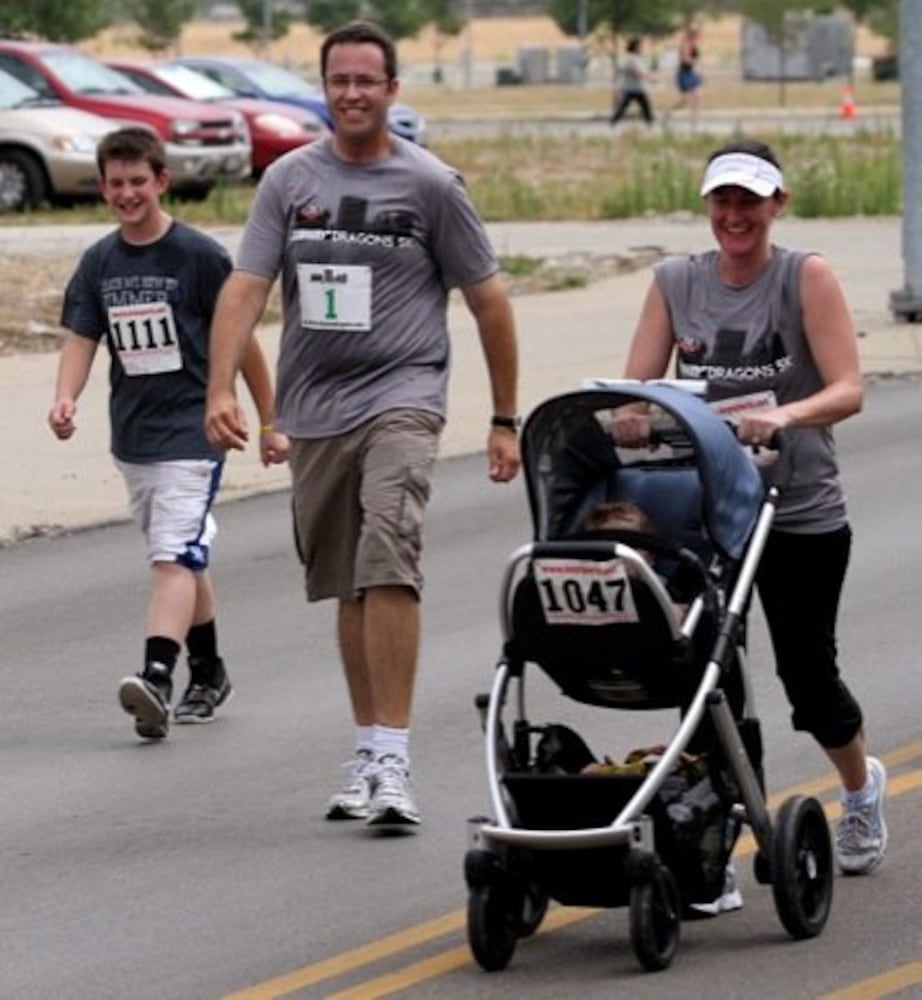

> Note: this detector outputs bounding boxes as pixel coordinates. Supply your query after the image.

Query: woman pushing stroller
[613,138,887,879]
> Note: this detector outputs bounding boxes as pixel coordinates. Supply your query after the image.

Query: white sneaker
[836,755,888,875]
[689,864,744,917]
[366,755,421,828]
[325,749,375,820]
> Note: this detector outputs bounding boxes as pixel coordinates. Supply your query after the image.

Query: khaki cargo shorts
[289,408,443,602]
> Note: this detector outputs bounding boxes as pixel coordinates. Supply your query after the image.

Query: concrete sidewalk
[3,216,920,545]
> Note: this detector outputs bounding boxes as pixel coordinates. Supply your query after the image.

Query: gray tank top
[655,247,847,531]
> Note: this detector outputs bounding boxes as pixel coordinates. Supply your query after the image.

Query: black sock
[145,636,181,674]
[186,620,218,663]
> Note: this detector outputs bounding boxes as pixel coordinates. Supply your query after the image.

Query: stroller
[464,381,834,973]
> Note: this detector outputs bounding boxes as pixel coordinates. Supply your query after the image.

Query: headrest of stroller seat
[564,466,704,549]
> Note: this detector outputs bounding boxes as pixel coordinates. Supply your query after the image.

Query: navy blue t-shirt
[61,221,231,463]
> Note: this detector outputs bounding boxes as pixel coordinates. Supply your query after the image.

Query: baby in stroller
[465,381,834,974]
[581,500,690,618]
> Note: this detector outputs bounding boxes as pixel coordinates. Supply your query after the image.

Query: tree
[547,0,676,40]
[130,0,198,52]
[738,0,808,104]
[840,0,900,50]
[0,0,114,41]
[427,0,463,84]
[233,0,300,49]
[303,0,450,43]
[547,0,678,83]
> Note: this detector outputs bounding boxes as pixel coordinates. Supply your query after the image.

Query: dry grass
[85,13,892,68]
[0,255,69,355]
[82,13,897,118]
[0,245,640,356]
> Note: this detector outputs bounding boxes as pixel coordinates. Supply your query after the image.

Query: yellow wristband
[260,424,275,433]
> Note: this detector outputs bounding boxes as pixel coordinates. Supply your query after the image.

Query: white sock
[355,725,374,757]
[843,763,875,807]
[373,724,409,764]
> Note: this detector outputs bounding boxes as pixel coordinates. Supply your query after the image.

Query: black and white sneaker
[173,658,233,724]
[119,663,172,740]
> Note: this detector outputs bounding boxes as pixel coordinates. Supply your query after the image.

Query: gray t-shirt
[61,221,231,463]
[236,136,499,437]
[655,247,847,531]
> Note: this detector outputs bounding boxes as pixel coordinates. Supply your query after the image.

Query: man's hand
[205,390,249,452]
[259,427,290,467]
[487,427,521,482]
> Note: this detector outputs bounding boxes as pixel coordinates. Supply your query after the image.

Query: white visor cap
[700,152,785,198]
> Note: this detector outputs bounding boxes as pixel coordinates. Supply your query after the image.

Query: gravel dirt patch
[0,247,660,357]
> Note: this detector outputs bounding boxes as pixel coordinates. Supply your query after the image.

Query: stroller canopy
[522,383,765,560]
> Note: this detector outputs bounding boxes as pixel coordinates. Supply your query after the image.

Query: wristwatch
[491,414,522,431]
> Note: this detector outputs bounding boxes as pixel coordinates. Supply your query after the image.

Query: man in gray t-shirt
[205,20,521,830]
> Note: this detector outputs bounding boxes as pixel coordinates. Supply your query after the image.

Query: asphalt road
[1,375,920,1000]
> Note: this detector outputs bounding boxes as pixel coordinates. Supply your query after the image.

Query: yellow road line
[224,745,922,1000]
[818,961,922,999]
[325,908,597,1000]
[222,913,466,1000]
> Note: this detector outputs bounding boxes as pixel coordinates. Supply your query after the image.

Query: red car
[107,58,328,177]
[0,40,251,199]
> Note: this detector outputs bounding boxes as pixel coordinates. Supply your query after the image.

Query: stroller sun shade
[521,383,765,561]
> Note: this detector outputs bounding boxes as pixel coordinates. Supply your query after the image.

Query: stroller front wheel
[518,881,550,938]
[629,863,681,971]
[771,794,834,939]
[467,883,519,972]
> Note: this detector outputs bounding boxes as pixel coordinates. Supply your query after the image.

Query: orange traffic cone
[840,85,857,119]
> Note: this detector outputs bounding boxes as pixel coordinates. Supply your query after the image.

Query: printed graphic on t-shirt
[107,301,181,376]
[677,326,792,389]
[290,196,419,249]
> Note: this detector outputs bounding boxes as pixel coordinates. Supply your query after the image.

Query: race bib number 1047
[533,558,639,625]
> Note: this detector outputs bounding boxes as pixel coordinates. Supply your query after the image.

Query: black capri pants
[755,525,863,749]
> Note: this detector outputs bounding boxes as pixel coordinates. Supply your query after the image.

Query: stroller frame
[464,382,834,973]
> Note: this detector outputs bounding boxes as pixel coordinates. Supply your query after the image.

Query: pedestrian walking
[610,36,656,128]
[48,126,288,741]
[613,138,887,883]
[672,21,703,123]
[204,20,520,830]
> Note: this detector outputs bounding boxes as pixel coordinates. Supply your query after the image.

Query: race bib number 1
[533,558,639,625]
[297,263,372,332]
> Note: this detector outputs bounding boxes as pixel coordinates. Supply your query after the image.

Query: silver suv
[0,67,111,211]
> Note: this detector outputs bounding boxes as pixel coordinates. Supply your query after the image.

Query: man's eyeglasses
[324,75,391,92]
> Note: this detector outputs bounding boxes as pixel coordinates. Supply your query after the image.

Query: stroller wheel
[753,850,773,885]
[771,794,834,939]
[518,882,550,938]
[629,864,681,972]
[467,883,519,972]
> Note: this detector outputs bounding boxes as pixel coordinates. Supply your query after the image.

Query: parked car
[170,56,428,146]
[0,66,110,211]
[0,41,252,200]
[105,58,327,177]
